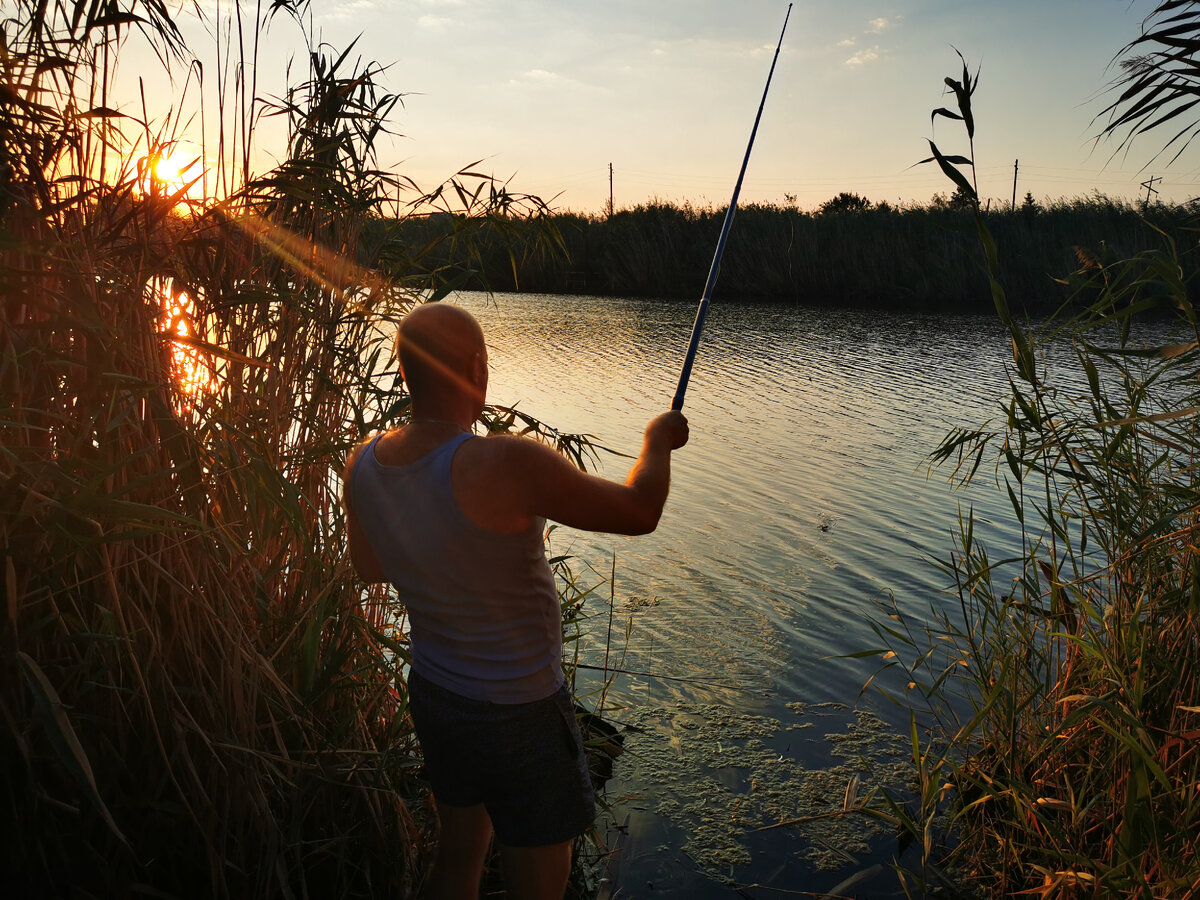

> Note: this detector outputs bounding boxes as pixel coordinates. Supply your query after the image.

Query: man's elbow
[621,505,663,536]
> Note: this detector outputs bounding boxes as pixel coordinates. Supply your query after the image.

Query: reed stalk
[0,1,569,895]
[859,51,1200,898]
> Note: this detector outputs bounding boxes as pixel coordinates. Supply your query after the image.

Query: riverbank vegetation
[0,1,573,896]
[379,192,1199,312]
[865,33,1200,897]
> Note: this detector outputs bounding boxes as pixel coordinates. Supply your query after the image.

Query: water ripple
[457,291,1046,893]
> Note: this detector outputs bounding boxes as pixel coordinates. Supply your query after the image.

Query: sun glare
[138,146,204,203]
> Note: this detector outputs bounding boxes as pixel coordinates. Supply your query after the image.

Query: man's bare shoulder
[469,432,553,456]
[463,432,571,475]
[452,433,574,527]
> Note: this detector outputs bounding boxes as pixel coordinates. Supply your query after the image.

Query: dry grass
[859,48,1200,898]
[0,2,565,896]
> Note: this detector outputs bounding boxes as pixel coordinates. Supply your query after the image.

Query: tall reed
[860,52,1200,898]
[385,194,1197,312]
[0,1,564,896]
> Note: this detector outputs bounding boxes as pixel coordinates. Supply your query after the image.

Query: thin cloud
[511,68,564,86]
[505,68,603,95]
[417,13,454,28]
[649,35,778,63]
[408,0,465,28]
[837,16,898,65]
[844,46,880,67]
[314,0,377,22]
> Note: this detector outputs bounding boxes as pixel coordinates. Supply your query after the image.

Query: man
[343,301,688,900]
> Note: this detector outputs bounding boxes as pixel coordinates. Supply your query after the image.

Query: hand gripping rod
[671,3,792,411]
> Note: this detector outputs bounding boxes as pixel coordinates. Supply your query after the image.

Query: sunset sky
[145,0,1200,213]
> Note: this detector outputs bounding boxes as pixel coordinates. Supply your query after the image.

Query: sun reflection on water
[159,280,217,397]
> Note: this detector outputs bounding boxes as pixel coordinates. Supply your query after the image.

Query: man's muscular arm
[504,411,689,536]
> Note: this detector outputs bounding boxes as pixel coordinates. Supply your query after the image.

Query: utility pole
[1012,159,1019,210]
[1142,175,1161,204]
[608,162,614,219]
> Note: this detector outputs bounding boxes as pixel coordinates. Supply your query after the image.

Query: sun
[138,145,204,201]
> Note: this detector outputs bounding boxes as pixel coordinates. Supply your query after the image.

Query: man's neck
[408,402,474,432]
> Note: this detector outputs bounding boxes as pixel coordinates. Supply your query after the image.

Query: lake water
[458,291,1021,897]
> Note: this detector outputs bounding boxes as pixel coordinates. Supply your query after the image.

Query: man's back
[349,430,562,703]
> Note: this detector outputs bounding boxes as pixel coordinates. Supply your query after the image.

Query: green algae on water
[613,699,911,878]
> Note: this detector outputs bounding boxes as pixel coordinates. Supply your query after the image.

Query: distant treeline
[375,194,1200,313]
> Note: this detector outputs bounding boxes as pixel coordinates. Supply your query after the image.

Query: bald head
[396,302,487,406]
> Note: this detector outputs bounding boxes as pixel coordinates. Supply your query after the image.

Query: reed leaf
[17,650,128,845]
[858,49,1200,897]
[1,1,575,895]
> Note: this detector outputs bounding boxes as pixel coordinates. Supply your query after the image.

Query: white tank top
[349,432,563,703]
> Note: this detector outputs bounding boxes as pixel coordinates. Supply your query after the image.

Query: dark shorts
[407,670,596,847]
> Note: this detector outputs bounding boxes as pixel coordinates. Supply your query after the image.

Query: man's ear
[469,351,488,401]
[395,334,408,385]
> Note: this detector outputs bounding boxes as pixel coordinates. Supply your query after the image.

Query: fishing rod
[671,3,792,412]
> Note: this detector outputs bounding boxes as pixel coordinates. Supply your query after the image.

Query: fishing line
[671,3,793,411]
